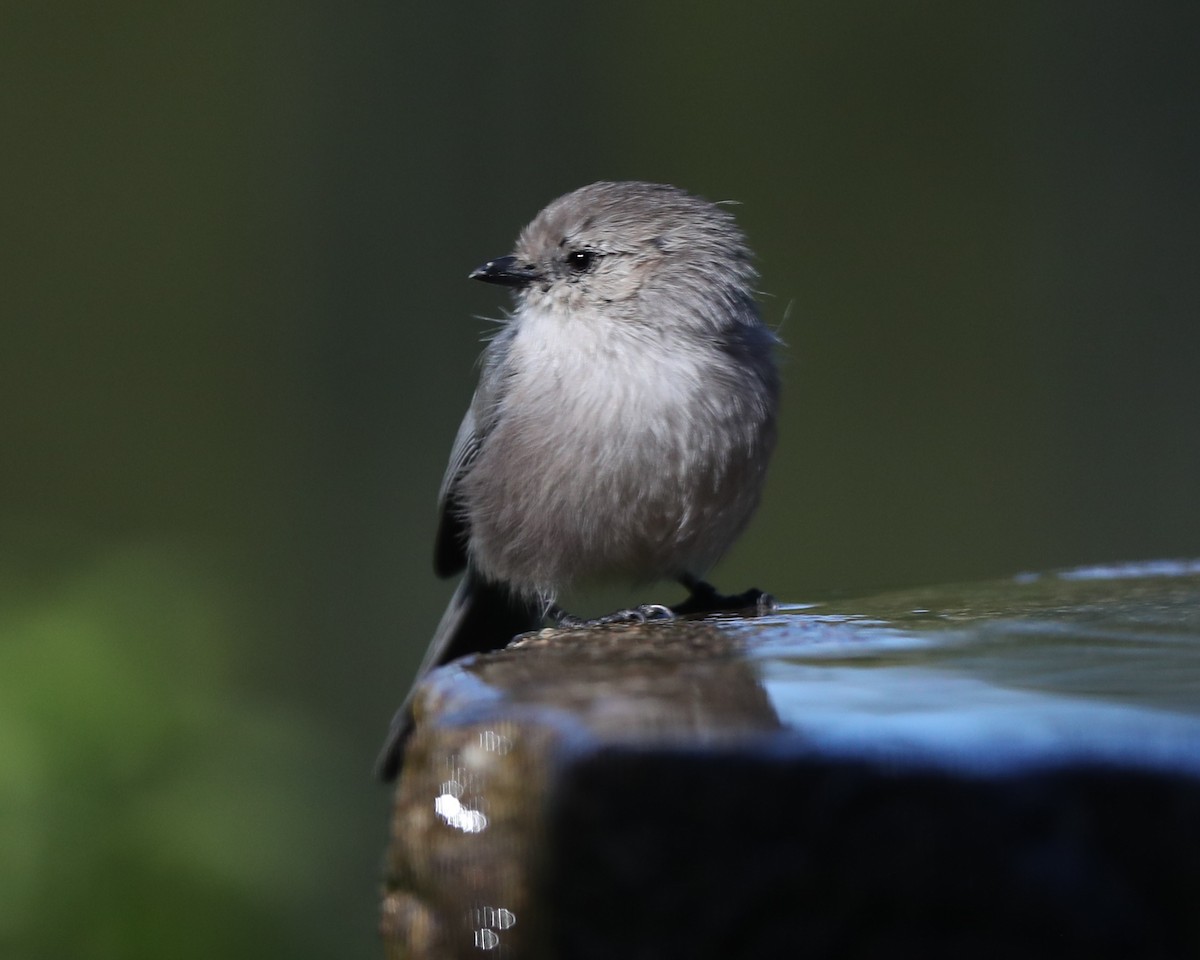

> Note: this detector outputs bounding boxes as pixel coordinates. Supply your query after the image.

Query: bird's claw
[671,580,777,617]
[553,603,676,629]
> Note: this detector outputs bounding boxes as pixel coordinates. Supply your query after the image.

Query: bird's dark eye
[566,249,597,273]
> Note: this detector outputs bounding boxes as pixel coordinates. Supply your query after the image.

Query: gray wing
[438,404,481,507]
[433,404,481,578]
[433,332,514,578]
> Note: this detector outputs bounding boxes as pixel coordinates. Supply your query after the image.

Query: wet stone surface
[382,561,1200,959]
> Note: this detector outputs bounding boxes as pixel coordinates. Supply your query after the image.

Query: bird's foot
[550,603,675,629]
[672,576,777,617]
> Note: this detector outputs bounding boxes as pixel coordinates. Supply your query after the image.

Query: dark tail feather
[375,573,540,781]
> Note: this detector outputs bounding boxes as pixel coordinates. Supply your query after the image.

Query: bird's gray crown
[501,181,758,325]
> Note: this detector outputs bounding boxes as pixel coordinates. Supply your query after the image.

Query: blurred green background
[3,2,1198,957]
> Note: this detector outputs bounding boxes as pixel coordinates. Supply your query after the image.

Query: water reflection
[432,728,521,833]
[762,663,1200,774]
[473,905,517,952]
[434,787,487,834]
[748,566,1200,773]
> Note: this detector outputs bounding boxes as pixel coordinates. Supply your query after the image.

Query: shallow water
[736,560,1200,773]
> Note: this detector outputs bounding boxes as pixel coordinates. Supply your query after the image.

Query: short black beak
[469,255,539,288]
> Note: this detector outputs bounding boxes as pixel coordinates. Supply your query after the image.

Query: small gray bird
[377,181,779,779]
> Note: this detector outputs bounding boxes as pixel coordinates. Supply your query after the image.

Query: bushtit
[377,181,779,779]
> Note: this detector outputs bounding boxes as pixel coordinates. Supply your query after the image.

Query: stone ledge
[382,564,1200,959]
